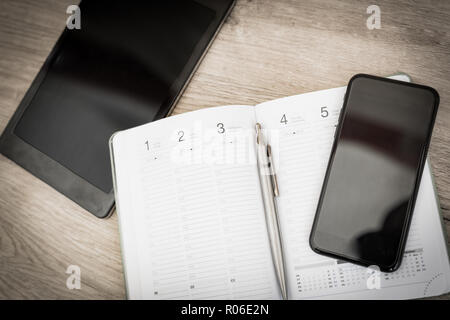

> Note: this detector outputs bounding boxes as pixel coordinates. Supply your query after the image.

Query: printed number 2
[280,114,288,125]
[178,131,185,142]
[321,106,329,118]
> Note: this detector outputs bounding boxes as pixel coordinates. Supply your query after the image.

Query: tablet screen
[14,0,215,193]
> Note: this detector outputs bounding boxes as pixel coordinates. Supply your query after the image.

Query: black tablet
[0,0,235,218]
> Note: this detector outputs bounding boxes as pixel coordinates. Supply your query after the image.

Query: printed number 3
[217,123,225,134]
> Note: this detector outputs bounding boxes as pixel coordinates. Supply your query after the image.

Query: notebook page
[255,79,450,299]
[111,105,281,300]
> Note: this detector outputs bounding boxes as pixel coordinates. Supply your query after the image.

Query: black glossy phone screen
[311,75,438,271]
[14,0,216,193]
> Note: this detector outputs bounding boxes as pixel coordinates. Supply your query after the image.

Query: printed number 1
[145,140,150,151]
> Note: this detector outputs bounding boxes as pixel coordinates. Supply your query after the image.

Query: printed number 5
[321,106,329,118]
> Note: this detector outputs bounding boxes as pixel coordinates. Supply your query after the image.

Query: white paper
[111,106,281,300]
[255,75,450,299]
[111,75,450,300]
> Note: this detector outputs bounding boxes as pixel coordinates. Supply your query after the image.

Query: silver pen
[255,123,288,300]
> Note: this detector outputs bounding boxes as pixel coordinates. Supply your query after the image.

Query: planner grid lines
[127,113,279,300]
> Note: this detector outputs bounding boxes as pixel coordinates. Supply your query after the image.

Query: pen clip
[267,145,280,197]
[256,123,262,144]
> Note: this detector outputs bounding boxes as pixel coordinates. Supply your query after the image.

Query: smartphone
[0,0,235,218]
[309,74,439,272]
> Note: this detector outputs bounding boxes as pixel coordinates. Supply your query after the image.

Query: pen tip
[282,288,288,300]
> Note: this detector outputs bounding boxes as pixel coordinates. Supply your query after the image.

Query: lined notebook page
[111,106,281,300]
[255,76,450,299]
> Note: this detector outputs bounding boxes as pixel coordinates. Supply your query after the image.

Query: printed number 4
[280,114,288,125]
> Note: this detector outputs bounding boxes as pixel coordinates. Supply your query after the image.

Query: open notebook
[110,74,450,299]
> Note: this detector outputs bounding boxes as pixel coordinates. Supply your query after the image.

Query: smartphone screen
[310,74,439,271]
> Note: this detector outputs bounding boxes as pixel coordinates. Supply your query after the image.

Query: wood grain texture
[0,0,448,299]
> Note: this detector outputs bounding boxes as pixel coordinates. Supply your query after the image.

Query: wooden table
[0,0,449,299]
